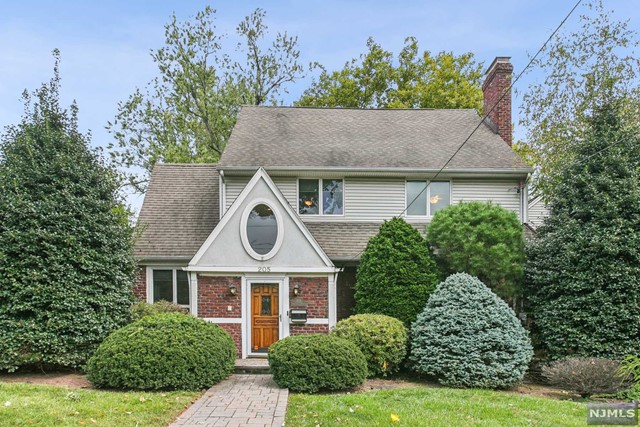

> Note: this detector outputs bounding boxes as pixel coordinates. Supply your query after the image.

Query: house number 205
[258,267,271,272]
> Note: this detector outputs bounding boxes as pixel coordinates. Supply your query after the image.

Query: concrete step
[234,358,271,374]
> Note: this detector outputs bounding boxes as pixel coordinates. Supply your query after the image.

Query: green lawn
[0,383,200,427]
[286,386,587,427]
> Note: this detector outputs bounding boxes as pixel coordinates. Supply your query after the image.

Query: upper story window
[152,268,189,306]
[406,180,451,216]
[299,179,344,215]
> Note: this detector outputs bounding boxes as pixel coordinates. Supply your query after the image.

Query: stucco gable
[188,168,335,273]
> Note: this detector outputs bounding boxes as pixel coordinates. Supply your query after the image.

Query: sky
[1,0,639,211]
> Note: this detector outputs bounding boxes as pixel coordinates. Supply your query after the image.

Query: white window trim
[297,178,345,217]
[404,179,452,218]
[146,266,191,309]
[240,198,284,261]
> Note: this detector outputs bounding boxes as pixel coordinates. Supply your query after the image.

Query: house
[133,57,532,358]
[527,195,550,229]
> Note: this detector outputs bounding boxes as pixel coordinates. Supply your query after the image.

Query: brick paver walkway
[170,375,288,427]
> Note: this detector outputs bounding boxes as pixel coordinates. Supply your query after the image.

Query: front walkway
[170,374,288,427]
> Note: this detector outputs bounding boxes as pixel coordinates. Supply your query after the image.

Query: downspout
[330,267,343,329]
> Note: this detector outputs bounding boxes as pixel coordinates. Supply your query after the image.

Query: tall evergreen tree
[355,218,441,327]
[0,51,136,371]
[524,102,640,360]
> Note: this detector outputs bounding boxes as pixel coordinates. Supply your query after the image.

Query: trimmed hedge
[86,313,235,390]
[410,273,533,389]
[331,314,407,377]
[268,334,367,393]
[130,301,187,322]
[355,217,441,326]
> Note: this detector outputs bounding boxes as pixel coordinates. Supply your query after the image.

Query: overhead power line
[341,0,584,265]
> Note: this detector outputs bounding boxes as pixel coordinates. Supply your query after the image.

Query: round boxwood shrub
[331,314,407,377]
[86,313,235,390]
[130,300,186,322]
[268,334,367,393]
[410,273,533,389]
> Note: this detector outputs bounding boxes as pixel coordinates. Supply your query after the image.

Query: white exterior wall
[224,176,525,223]
[527,196,550,229]
[451,179,522,218]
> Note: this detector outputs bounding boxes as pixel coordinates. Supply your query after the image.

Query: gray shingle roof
[219,106,530,171]
[305,222,427,261]
[134,164,219,260]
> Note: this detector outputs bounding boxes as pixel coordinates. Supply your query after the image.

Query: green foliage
[542,358,629,398]
[331,314,407,377]
[130,301,187,322]
[354,217,441,327]
[86,313,235,390]
[519,1,640,194]
[426,201,525,299]
[524,103,640,360]
[297,37,483,111]
[108,7,308,192]
[0,52,136,372]
[268,334,367,393]
[410,273,533,389]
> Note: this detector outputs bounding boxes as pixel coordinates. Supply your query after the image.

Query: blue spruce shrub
[410,273,533,389]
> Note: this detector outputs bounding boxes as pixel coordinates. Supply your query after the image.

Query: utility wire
[340,0,584,266]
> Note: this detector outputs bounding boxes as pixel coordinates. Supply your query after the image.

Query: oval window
[246,204,278,255]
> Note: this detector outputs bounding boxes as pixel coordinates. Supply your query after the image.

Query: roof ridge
[155,163,218,168]
[241,105,479,112]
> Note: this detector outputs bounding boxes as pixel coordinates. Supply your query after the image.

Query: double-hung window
[405,180,451,216]
[298,179,344,215]
[151,268,190,306]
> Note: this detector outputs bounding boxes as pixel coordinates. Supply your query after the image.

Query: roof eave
[219,165,533,177]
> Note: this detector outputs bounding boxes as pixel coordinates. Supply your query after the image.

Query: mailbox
[289,309,307,324]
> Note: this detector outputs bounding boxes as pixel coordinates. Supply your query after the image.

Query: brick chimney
[482,57,513,146]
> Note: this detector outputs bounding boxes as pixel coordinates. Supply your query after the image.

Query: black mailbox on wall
[289,309,307,324]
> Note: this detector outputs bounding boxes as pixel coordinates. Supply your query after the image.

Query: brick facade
[197,275,242,318]
[134,267,147,301]
[289,277,329,319]
[217,323,242,357]
[482,57,513,146]
[132,273,332,357]
[289,324,330,335]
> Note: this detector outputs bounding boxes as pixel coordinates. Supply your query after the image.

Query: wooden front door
[251,284,279,352]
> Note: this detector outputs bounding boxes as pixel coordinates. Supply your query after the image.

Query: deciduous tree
[297,37,483,111]
[108,7,307,192]
[519,1,640,195]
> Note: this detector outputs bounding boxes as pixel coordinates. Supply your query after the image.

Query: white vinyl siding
[343,178,405,221]
[527,196,550,229]
[224,176,524,223]
[451,179,522,217]
[225,176,297,212]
